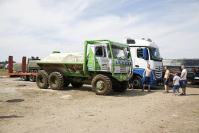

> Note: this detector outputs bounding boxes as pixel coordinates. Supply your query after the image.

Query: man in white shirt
[180,65,187,95]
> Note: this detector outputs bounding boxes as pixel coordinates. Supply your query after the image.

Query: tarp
[39,53,84,64]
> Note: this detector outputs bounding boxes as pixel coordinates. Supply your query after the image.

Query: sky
[0,0,199,62]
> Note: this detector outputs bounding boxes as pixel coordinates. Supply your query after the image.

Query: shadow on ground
[61,86,92,92]
[6,99,24,103]
[0,115,24,119]
[187,84,199,88]
[112,89,157,97]
[186,94,199,96]
[53,85,162,97]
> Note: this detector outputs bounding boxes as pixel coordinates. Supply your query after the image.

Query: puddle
[6,99,24,103]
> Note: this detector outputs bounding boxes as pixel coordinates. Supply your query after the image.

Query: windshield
[111,45,128,59]
[149,47,162,61]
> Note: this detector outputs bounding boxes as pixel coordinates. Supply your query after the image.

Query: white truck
[127,38,163,88]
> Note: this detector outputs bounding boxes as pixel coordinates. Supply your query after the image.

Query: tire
[36,70,49,89]
[128,82,133,89]
[48,72,64,90]
[21,76,29,81]
[112,80,127,92]
[132,76,143,89]
[91,74,112,95]
[71,82,83,88]
[29,75,36,82]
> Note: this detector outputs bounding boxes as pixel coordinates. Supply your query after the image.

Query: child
[173,73,180,94]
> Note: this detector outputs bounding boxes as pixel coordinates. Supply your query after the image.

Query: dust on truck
[36,40,132,95]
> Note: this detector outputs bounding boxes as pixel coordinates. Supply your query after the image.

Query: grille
[114,66,127,73]
[120,67,127,73]
[155,66,163,79]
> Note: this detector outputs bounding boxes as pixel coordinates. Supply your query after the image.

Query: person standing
[180,65,187,95]
[164,66,170,93]
[172,73,180,94]
[143,63,152,92]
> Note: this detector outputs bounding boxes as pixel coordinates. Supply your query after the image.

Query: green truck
[36,40,132,95]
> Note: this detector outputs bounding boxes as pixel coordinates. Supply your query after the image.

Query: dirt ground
[0,69,7,76]
[0,77,199,133]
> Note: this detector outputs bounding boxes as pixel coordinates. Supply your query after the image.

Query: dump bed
[38,53,84,64]
[37,53,85,76]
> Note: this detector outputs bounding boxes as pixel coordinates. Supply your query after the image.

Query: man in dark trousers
[142,63,152,92]
[180,65,187,95]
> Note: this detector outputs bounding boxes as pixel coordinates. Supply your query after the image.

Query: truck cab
[85,40,132,79]
[127,38,163,88]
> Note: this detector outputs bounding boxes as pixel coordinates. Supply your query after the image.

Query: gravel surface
[0,78,199,133]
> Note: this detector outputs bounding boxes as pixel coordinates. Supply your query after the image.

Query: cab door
[87,44,110,72]
[133,47,149,69]
[94,45,110,71]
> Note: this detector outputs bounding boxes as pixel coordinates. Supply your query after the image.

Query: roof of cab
[86,40,129,47]
[128,39,159,48]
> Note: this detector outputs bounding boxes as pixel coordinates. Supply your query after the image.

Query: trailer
[8,56,40,82]
[163,59,199,84]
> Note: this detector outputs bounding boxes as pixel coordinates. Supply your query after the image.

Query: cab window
[137,48,143,58]
[95,46,106,57]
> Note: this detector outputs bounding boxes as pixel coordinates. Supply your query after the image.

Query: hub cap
[96,80,105,91]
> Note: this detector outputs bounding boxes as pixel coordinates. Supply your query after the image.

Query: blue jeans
[143,77,150,85]
[173,85,180,93]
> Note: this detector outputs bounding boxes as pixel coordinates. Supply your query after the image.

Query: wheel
[112,79,128,92]
[128,82,133,89]
[132,76,143,89]
[128,78,133,89]
[21,76,29,81]
[71,82,83,88]
[29,75,36,82]
[91,74,112,95]
[48,72,64,90]
[36,70,49,89]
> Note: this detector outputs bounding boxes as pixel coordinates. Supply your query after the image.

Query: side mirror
[143,48,149,60]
